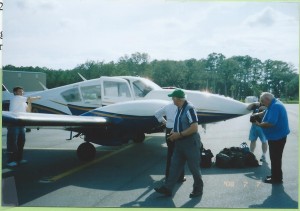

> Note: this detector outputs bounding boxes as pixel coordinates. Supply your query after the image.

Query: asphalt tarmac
[1,104,298,209]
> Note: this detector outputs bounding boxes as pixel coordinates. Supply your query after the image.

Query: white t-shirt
[9,95,28,112]
[154,103,178,128]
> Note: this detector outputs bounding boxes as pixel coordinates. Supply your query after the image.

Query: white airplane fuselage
[4,76,250,124]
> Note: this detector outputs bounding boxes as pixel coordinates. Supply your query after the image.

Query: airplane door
[101,78,134,106]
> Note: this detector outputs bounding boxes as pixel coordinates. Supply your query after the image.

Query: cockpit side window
[61,88,81,102]
[80,85,101,104]
[103,81,131,98]
[132,80,152,97]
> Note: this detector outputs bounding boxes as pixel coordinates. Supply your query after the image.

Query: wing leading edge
[2,111,108,128]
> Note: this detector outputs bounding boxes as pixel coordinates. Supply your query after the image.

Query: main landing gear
[76,132,146,161]
[77,142,96,161]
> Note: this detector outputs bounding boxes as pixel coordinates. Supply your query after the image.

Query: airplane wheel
[77,142,96,161]
[132,133,145,143]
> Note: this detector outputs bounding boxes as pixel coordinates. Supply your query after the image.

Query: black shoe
[154,186,172,196]
[264,177,283,184]
[189,188,203,198]
[266,175,272,179]
[177,177,187,183]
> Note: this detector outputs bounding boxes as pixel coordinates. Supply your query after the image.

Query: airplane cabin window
[103,81,131,98]
[61,88,81,102]
[80,85,101,104]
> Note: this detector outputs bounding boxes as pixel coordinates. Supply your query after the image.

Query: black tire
[77,142,96,161]
[132,133,145,143]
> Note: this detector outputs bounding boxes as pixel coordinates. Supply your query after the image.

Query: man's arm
[26,96,41,112]
[255,121,273,128]
[256,104,279,128]
[181,123,198,137]
[26,101,32,112]
[168,123,198,141]
[154,106,167,124]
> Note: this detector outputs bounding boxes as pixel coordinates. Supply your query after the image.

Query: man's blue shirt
[262,99,290,140]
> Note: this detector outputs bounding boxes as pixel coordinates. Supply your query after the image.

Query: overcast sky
[2,0,299,71]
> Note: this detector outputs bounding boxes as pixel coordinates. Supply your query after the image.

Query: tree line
[3,52,299,101]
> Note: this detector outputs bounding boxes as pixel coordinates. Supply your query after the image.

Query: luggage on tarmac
[200,148,214,168]
[215,153,231,168]
[215,142,259,168]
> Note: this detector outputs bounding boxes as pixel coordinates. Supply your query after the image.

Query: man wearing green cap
[154,89,203,198]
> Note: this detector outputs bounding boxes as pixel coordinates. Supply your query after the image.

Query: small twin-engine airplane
[2,76,250,161]
[3,100,171,161]
[3,76,249,121]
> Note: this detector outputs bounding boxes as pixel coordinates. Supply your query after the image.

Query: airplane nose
[183,91,251,123]
[229,100,250,115]
[213,95,250,115]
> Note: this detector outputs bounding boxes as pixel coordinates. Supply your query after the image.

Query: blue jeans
[7,126,26,163]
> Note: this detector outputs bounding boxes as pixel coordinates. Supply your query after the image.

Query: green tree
[152,60,188,88]
[184,59,206,90]
[205,53,225,93]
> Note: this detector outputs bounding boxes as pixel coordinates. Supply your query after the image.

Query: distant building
[2,70,47,92]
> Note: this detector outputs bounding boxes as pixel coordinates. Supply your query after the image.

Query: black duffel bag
[200,148,214,168]
[215,153,231,168]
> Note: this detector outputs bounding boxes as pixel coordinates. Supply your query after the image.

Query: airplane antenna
[38,81,48,90]
[2,84,9,92]
[78,73,87,81]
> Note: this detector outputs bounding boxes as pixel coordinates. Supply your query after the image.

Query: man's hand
[255,121,261,127]
[168,132,181,142]
[255,121,273,128]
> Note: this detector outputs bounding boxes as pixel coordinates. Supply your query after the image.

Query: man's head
[13,86,24,96]
[260,92,274,107]
[168,89,186,107]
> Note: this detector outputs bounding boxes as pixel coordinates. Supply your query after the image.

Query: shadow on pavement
[249,184,298,208]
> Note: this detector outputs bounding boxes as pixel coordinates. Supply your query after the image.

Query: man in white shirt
[155,103,186,183]
[6,86,40,167]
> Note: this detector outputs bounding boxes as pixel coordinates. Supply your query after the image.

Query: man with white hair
[255,92,290,184]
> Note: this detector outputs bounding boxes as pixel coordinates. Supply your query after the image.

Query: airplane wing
[2,111,108,129]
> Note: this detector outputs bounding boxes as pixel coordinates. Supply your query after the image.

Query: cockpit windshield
[132,78,161,98]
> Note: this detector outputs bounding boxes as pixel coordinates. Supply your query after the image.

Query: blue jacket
[262,99,290,140]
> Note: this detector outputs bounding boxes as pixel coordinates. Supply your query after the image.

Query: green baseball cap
[168,89,186,98]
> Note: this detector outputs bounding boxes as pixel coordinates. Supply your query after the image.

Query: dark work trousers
[165,133,203,191]
[268,137,287,181]
[7,126,26,163]
[165,128,185,180]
